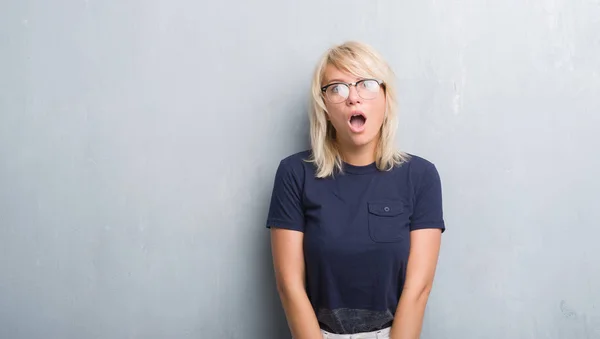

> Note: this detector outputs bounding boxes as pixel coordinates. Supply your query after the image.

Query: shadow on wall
[261,147,311,338]
[259,233,293,338]
[254,83,311,338]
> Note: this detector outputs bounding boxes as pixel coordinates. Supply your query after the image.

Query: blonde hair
[307,41,410,178]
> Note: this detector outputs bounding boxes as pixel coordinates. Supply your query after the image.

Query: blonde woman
[266,41,445,339]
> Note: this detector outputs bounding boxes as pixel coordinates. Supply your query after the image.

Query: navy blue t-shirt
[266,150,445,334]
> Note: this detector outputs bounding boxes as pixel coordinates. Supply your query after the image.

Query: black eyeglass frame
[320,78,385,98]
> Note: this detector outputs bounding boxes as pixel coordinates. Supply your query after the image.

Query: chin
[348,134,377,148]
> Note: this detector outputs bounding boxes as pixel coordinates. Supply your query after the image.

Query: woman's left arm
[389,228,442,339]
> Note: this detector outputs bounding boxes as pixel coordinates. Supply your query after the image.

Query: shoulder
[403,153,438,173]
[401,153,442,186]
[278,149,312,168]
[273,149,314,182]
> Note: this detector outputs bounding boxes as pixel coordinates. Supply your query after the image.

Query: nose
[346,85,361,104]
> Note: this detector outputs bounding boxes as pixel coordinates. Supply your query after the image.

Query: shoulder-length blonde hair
[307,41,410,178]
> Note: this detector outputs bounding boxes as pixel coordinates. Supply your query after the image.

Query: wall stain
[560,300,578,319]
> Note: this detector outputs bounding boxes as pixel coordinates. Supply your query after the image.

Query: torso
[266,150,445,334]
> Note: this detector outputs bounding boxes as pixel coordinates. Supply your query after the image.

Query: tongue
[350,116,365,128]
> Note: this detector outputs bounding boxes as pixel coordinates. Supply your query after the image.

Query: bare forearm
[278,286,322,339]
[389,288,431,339]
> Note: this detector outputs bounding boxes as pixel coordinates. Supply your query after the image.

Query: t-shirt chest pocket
[367,201,409,243]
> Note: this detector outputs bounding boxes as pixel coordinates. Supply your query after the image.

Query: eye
[361,79,380,91]
[328,84,348,97]
[331,84,344,93]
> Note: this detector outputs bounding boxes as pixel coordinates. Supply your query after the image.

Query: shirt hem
[410,222,446,232]
[266,219,304,232]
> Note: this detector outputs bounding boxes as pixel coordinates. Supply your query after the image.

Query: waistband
[320,326,391,339]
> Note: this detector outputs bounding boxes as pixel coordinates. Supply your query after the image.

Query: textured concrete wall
[1,0,599,338]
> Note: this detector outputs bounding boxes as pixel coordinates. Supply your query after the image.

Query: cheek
[325,106,345,124]
[376,92,387,112]
[368,97,387,124]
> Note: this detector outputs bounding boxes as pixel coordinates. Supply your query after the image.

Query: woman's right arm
[271,227,322,339]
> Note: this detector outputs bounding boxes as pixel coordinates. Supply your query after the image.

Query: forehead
[322,64,363,84]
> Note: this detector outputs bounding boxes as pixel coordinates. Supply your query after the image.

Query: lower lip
[348,120,367,133]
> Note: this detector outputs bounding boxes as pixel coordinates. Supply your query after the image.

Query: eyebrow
[323,77,364,86]
[326,78,347,84]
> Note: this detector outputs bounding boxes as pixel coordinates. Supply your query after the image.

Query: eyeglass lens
[325,79,381,103]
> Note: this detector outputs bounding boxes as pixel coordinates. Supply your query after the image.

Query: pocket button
[384,206,390,212]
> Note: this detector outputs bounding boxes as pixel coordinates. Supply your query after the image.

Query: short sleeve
[410,163,446,232]
[265,159,305,232]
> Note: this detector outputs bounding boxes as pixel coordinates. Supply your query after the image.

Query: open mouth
[349,113,367,130]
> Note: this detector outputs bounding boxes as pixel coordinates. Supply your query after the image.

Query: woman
[266,41,445,339]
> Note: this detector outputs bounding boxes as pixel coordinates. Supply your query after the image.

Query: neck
[337,140,377,166]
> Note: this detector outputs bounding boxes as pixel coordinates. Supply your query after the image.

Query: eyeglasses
[321,79,384,104]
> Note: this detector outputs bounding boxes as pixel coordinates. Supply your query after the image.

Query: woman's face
[322,64,386,152]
